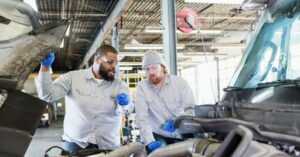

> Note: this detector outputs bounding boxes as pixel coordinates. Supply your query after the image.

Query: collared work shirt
[35,67,133,149]
[135,74,196,144]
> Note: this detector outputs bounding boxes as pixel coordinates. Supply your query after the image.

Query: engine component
[214,125,289,157]
[88,142,147,157]
[148,139,220,157]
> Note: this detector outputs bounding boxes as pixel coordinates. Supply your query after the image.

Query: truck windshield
[230,12,300,88]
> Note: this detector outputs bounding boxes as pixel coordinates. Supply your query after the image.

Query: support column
[112,25,119,78]
[215,57,220,101]
[160,0,177,75]
[79,0,130,69]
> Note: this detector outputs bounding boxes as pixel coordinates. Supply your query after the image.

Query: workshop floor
[25,118,64,157]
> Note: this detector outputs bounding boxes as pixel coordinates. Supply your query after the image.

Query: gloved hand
[41,51,55,67]
[115,93,129,106]
[161,119,176,133]
[147,141,162,152]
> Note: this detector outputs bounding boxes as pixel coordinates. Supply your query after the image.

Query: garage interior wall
[181,55,242,105]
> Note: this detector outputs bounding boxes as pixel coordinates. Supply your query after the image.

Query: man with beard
[35,45,134,153]
[135,50,196,153]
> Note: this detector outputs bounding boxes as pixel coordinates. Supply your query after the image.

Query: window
[230,14,298,88]
[287,15,300,79]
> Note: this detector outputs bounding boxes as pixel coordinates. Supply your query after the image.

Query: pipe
[149,139,199,157]
[14,1,40,29]
[154,128,180,139]
[0,0,40,28]
[88,142,147,157]
[148,139,220,157]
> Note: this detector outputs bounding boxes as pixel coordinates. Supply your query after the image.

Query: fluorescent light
[194,30,222,34]
[40,12,107,17]
[118,51,227,57]
[120,62,202,66]
[24,0,38,12]
[119,66,133,71]
[182,52,227,56]
[138,70,145,75]
[213,44,245,49]
[199,16,256,20]
[119,52,145,57]
[184,0,244,5]
[144,27,222,35]
[124,44,185,50]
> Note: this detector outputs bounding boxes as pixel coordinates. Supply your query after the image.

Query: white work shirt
[135,74,196,145]
[35,67,134,149]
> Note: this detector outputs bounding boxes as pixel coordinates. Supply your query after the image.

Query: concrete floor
[25,118,64,157]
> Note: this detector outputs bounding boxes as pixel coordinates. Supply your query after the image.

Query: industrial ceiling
[32,0,262,72]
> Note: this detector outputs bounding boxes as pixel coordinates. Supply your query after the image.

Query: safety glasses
[101,57,118,65]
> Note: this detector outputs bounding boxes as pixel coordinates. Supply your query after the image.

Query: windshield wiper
[223,86,242,91]
[257,79,300,88]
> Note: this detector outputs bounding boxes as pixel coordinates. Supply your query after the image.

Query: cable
[44,145,69,157]
[198,28,218,103]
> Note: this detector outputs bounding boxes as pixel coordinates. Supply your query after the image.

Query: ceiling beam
[118,52,227,57]
[119,61,203,66]
[199,16,256,20]
[40,12,107,17]
[79,0,133,69]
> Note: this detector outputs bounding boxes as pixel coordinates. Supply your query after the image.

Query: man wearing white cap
[135,50,196,153]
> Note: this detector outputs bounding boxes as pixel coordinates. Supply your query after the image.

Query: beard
[149,74,164,85]
[98,63,115,81]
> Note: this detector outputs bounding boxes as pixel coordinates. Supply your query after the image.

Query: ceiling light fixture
[213,44,245,49]
[184,0,244,5]
[124,44,185,50]
[118,51,227,57]
[119,66,133,71]
[198,16,256,20]
[144,27,222,35]
[120,61,202,66]
[119,52,145,57]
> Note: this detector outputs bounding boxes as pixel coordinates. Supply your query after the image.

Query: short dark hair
[95,45,118,57]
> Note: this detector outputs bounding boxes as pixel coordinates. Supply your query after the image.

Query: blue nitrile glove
[41,51,55,67]
[161,119,176,133]
[115,93,129,106]
[147,141,163,152]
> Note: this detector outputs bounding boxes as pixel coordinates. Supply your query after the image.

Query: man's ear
[94,55,101,64]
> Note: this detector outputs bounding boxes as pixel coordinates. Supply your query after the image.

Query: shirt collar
[164,74,170,85]
[86,67,115,85]
[86,67,94,80]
